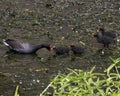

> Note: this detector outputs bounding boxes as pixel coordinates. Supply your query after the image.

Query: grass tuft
[14,85,19,96]
[40,57,120,96]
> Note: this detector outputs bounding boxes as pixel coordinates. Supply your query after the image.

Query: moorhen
[51,45,70,55]
[99,27,116,39]
[69,45,85,54]
[94,33,114,48]
[3,39,51,54]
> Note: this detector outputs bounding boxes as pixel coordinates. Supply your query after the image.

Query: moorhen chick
[3,39,51,54]
[69,45,85,54]
[99,27,116,39]
[94,33,114,48]
[51,45,70,55]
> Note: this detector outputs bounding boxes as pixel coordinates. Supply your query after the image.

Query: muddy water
[0,0,120,96]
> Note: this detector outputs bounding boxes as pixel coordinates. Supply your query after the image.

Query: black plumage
[3,39,51,54]
[99,28,116,39]
[51,46,70,55]
[94,33,114,48]
[69,45,85,54]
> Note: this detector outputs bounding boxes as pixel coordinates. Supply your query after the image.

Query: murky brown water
[0,0,120,96]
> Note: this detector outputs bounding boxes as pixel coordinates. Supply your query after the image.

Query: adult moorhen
[3,39,51,54]
[99,27,116,39]
[69,45,85,54]
[94,33,114,48]
[51,45,70,55]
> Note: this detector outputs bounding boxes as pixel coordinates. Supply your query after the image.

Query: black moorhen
[69,45,85,54]
[99,27,116,39]
[3,39,51,54]
[94,33,114,48]
[51,45,70,55]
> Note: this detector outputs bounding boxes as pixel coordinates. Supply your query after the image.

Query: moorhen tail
[51,46,70,55]
[94,33,114,48]
[3,39,51,54]
[69,45,85,54]
[99,28,116,39]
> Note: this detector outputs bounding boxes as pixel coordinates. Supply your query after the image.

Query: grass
[14,86,19,96]
[40,57,120,96]
[13,57,120,96]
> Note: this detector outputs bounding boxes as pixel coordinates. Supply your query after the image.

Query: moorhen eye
[3,39,51,54]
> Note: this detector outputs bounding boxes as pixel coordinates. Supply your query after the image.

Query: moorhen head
[51,45,70,55]
[3,39,51,54]
[99,27,116,39]
[69,45,85,54]
[94,33,114,48]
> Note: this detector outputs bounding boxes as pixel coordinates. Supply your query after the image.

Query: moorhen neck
[3,39,50,54]
[94,33,114,48]
[41,43,51,51]
[99,28,116,39]
[69,45,85,54]
[51,46,70,55]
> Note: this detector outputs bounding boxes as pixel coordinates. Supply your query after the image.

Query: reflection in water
[3,51,38,63]
[0,50,55,96]
[4,51,37,59]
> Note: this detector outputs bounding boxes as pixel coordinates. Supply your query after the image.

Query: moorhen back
[99,28,116,39]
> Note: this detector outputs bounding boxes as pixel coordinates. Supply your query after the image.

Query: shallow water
[0,0,120,96]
